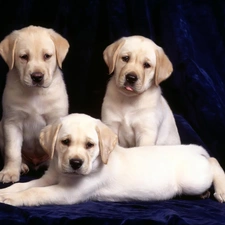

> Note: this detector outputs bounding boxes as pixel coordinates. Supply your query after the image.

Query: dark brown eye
[85,142,94,149]
[61,138,70,146]
[143,62,150,68]
[122,56,130,62]
[20,54,29,61]
[44,54,52,60]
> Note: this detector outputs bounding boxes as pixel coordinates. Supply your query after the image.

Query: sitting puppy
[101,35,180,147]
[0,113,224,206]
[0,26,69,183]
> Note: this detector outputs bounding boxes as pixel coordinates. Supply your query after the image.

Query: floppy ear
[0,31,18,70]
[155,48,173,86]
[96,120,118,164]
[103,37,125,74]
[39,122,62,159]
[48,29,70,69]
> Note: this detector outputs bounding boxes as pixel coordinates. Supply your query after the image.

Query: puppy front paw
[214,192,225,203]
[0,169,20,183]
[0,193,22,206]
[213,175,225,203]
[21,163,29,174]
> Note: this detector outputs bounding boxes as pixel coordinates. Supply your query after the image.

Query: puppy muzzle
[120,72,142,94]
[124,73,138,90]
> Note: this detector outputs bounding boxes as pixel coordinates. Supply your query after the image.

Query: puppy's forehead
[15,29,55,52]
[59,114,98,139]
[120,36,158,58]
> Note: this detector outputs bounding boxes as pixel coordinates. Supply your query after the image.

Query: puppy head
[40,114,117,176]
[103,35,173,96]
[0,25,69,88]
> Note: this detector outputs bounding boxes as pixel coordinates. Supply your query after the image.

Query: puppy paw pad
[0,171,19,183]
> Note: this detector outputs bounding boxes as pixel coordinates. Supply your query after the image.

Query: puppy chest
[118,117,136,147]
[22,114,46,141]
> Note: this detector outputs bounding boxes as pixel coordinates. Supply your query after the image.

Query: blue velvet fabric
[1,199,225,225]
[0,0,225,224]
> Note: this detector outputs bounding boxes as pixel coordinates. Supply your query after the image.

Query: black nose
[125,73,138,84]
[70,159,83,170]
[30,72,44,83]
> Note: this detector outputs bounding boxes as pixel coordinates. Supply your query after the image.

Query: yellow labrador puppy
[0,113,224,206]
[0,25,69,183]
[102,36,180,147]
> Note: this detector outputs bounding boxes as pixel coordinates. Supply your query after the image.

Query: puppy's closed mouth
[24,81,47,88]
[30,82,50,89]
[32,84,45,88]
[63,171,84,176]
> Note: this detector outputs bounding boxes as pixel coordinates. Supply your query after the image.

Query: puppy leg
[0,166,58,194]
[0,123,23,183]
[0,186,63,206]
[209,157,225,203]
[0,185,86,206]
[136,130,157,146]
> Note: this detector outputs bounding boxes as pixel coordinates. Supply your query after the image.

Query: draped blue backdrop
[0,0,225,224]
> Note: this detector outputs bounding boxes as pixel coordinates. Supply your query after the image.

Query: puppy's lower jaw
[63,170,88,176]
[64,171,83,176]
[62,166,91,176]
[22,77,52,89]
[26,82,50,89]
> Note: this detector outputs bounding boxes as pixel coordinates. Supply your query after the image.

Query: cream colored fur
[0,25,69,183]
[0,114,224,206]
[102,36,180,147]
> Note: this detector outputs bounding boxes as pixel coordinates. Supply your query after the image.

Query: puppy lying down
[0,113,224,206]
